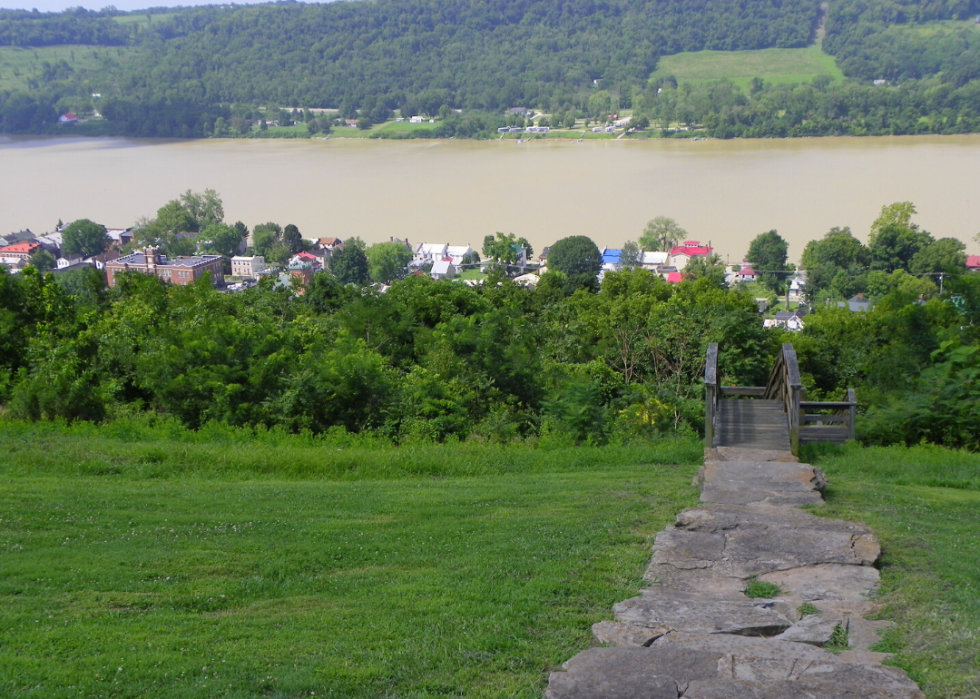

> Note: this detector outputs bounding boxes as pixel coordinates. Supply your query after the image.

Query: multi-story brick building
[105,247,224,288]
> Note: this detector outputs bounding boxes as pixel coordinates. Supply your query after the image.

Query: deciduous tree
[330,237,370,285]
[367,242,413,283]
[62,219,110,259]
[639,217,686,252]
[548,236,602,276]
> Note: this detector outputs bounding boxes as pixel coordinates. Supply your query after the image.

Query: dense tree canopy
[61,219,109,259]
[547,236,602,277]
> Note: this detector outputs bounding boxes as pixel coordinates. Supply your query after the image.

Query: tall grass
[0,418,703,480]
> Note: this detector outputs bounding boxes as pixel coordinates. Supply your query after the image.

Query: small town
[3,215,915,333]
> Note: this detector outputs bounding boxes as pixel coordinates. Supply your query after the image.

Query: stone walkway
[545,447,924,699]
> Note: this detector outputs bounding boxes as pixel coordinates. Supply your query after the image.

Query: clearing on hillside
[653,46,844,91]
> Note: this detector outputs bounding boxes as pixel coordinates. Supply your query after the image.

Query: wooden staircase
[715,399,791,452]
[705,343,856,455]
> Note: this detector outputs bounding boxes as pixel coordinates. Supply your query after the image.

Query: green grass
[458,268,488,282]
[797,602,820,617]
[257,124,310,138]
[743,577,781,599]
[0,418,703,481]
[0,45,125,93]
[0,423,701,698]
[654,46,845,91]
[802,443,980,698]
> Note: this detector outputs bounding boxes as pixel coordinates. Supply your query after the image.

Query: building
[106,228,135,249]
[231,255,267,279]
[967,255,980,272]
[525,126,550,134]
[431,259,456,279]
[640,251,668,269]
[0,242,41,265]
[445,245,474,265]
[316,237,345,252]
[414,243,447,266]
[106,247,224,288]
[735,265,758,283]
[600,248,621,272]
[1,230,36,247]
[838,293,872,313]
[287,260,313,290]
[668,241,713,270]
[665,271,684,283]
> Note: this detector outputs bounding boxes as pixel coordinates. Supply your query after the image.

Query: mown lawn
[804,443,980,699]
[654,45,845,91]
[0,424,702,698]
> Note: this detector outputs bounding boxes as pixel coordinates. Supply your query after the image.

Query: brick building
[105,247,224,288]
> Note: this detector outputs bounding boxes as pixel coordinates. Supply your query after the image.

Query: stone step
[546,633,924,699]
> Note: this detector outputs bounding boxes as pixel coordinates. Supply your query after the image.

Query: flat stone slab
[592,620,665,647]
[699,460,827,507]
[547,634,924,699]
[773,613,844,645]
[614,591,792,636]
[651,506,880,578]
[643,564,746,598]
[545,646,718,699]
[653,633,920,695]
[758,564,880,603]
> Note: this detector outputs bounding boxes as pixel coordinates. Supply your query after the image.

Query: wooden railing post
[847,388,857,441]
[782,344,803,456]
[704,343,718,449]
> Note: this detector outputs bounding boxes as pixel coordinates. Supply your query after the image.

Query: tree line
[4,200,980,451]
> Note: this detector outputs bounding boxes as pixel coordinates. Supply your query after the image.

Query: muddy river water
[2,134,978,261]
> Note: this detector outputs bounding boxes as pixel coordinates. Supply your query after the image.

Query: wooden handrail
[762,344,803,454]
[711,343,857,452]
[704,343,719,449]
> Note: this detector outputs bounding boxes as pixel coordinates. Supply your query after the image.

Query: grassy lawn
[654,45,845,91]
[457,268,487,282]
[803,443,980,699]
[0,45,125,93]
[0,422,701,698]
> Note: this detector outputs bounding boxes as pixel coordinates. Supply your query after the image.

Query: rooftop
[110,252,221,268]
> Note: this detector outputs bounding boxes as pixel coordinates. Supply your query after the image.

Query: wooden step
[714,399,791,451]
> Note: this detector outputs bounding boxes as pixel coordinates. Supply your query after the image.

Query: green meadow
[654,45,845,90]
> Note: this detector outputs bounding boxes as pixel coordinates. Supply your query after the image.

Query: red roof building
[666,271,684,283]
[668,240,713,270]
[0,242,41,262]
[967,255,980,271]
[669,241,713,257]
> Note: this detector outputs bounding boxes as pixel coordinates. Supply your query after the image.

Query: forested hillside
[2,0,980,137]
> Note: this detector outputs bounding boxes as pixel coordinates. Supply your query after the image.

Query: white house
[231,255,267,279]
[445,245,473,265]
[414,243,447,266]
[431,259,456,279]
[640,251,668,269]
[525,126,550,134]
[410,116,425,123]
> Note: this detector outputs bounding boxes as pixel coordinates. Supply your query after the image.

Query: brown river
[2,134,978,262]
